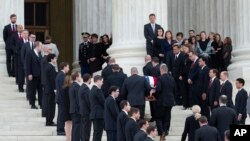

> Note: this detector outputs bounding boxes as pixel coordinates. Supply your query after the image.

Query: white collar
[33,49,39,56]
[211,76,216,81]
[148,135,154,140]
[201,65,206,70]
[122,110,128,115]
[131,117,136,122]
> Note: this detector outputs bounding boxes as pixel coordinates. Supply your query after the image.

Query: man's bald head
[131,67,138,75]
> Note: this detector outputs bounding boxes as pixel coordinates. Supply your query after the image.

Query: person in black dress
[164,30,176,66]
[89,34,103,75]
[153,27,165,62]
[215,33,223,72]
[62,75,72,141]
[222,37,232,71]
[181,105,201,141]
[101,34,111,63]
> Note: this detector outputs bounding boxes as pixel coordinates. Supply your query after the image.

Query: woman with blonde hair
[181,105,201,141]
[62,75,72,141]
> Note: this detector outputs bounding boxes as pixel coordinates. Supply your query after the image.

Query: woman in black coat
[62,75,72,141]
[181,105,201,141]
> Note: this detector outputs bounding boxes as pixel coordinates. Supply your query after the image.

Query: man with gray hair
[210,95,237,141]
[155,63,175,140]
[121,67,151,119]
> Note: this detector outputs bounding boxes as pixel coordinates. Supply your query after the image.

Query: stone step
[0,117,45,122]
[0,130,55,136]
[0,136,66,141]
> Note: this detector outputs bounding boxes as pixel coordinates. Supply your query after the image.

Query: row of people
[144,13,232,72]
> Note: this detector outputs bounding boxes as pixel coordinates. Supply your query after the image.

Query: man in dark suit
[78,73,91,141]
[79,32,92,76]
[143,55,153,76]
[117,100,131,141]
[197,57,210,117]
[134,120,149,141]
[105,64,127,98]
[55,62,69,135]
[144,13,162,56]
[22,33,36,100]
[235,78,248,125]
[16,29,29,92]
[169,44,186,106]
[69,71,82,141]
[44,54,57,126]
[210,95,237,140]
[220,71,234,108]
[25,41,43,109]
[207,69,221,112]
[41,45,51,117]
[89,75,105,141]
[3,14,17,77]
[121,67,151,119]
[188,51,200,106]
[155,64,175,140]
[145,125,158,141]
[104,86,120,141]
[148,57,161,122]
[125,107,140,141]
[10,24,23,81]
[195,116,220,141]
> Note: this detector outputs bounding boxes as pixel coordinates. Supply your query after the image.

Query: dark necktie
[12,25,15,31]
[175,55,178,61]
[220,83,225,92]
[209,79,212,87]
[32,42,34,50]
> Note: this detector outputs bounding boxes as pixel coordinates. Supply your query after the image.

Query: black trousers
[155,106,172,136]
[149,101,157,120]
[106,130,117,141]
[42,86,47,117]
[17,56,25,88]
[5,48,14,76]
[57,104,65,133]
[71,113,81,141]
[29,77,42,106]
[80,116,91,141]
[182,77,190,108]
[199,99,210,120]
[146,44,154,57]
[46,92,55,124]
[92,119,104,141]
[174,77,184,105]
[133,105,145,119]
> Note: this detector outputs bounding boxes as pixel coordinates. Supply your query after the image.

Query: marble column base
[108,42,146,75]
[228,45,250,81]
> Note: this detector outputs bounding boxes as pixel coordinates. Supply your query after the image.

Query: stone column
[108,0,168,75]
[0,0,24,76]
[72,0,112,62]
[228,0,250,81]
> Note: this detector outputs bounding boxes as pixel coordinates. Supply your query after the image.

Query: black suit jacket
[117,111,129,141]
[210,106,237,140]
[104,96,119,131]
[102,65,113,81]
[41,55,48,85]
[44,63,57,93]
[25,50,42,77]
[235,89,248,118]
[134,129,147,141]
[78,42,92,65]
[144,23,161,46]
[121,74,150,106]
[188,59,199,82]
[207,78,221,106]
[105,71,127,97]
[197,66,209,96]
[150,64,161,78]
[195,125,221,141]
[78,83,91,117]
[181,115,200,141]
[3,24,17,48]
[55,71,65,104]
[89,85,105,119]
[125,118,139,141]
[21,41,33,75]
[169,53,185,78]
[69,82,81,114]
[220,80,234,108]
[10,32,21,53]
[155,74,175,107]
[143,62,153,76]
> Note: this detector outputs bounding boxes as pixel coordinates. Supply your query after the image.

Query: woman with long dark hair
[215,33,224,71]
[222,37,233,71]
[154,27,165,62]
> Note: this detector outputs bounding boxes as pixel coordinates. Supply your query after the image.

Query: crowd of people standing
[3,12,250,141]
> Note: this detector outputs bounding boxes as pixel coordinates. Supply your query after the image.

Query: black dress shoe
[46,122,57,126]
[57,132,66,136]
[31,105,38,109]
[19,89,24,92]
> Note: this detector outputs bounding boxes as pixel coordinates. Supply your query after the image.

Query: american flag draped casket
[144,76,157,101]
